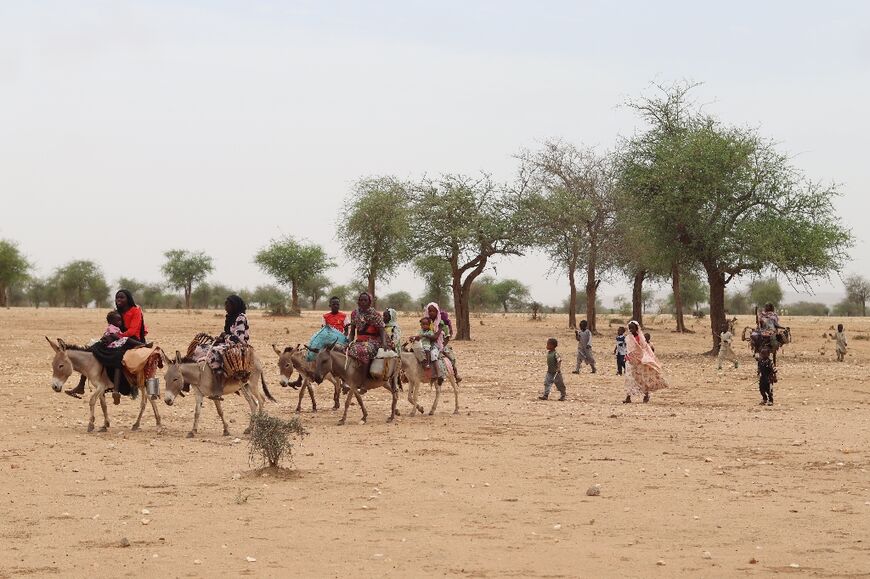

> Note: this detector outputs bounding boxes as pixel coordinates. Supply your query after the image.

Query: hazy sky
[2,1,868,307]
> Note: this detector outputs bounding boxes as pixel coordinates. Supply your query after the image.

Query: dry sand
[1,308,869,578]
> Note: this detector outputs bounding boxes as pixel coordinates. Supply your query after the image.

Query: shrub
[248,413,307,468]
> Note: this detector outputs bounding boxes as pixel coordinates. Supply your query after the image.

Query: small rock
[246,556,256,562]
[232,438,241,444]
[749,557,758,564]
[141,518,151,525]
[193,559,201,565]
[119,537,131,548]
[704,457,712,463]
[789,563,800,569]
[656,560,666,566]
[141,509,150,515]
[553,524,561,530]
[702,551,712,559]
[232,473,241,480]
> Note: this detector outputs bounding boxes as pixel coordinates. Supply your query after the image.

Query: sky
[2,1,868,308]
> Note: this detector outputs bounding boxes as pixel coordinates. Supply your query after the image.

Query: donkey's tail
[261,373,277,403]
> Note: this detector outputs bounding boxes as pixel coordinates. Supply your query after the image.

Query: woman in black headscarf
[206,295,250,394]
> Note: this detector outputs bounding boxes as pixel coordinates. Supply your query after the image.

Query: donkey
[161,351,274,438]
[271,344,342,413]
[46,337,162,433]
[312,345,402,424]
[400,344,459,416]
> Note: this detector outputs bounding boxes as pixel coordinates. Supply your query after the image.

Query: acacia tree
[161,250,214,309]
[844,274,870,317]
[52,260,109,307]
[413,256,453,309]
[0,240,30,307]
[748,277,784,308]
[409,174,534,340]
[519,141,616,332]
[255,236,334,313]
[299,274,331,310]
[622,82,852,351]
[336,176,411,305]
[491,279,531,313]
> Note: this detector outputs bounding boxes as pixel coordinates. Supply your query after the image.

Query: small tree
[383,291,414,311]
[255,237,334,313]
[491,279,531,313]
[299,274,331,310]
[248,412,307,469]
[844,274,870,317]
[53,260,109,307]
[161,250,214,309]
[252,285,289,315]
[414,256,453,309]
[748,277,784,308]
[26,277,48,308]
[0,240,30,307]
[336,176,412,305]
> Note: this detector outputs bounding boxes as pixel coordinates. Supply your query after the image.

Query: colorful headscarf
[384,307,401,346]
[625,321,660,368]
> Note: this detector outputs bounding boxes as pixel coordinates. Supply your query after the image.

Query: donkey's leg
[132,386,147,430]
[355,389,367,424]
[386,381,398,422]
[213,399,230,436]
[87,388,100,432]
[295,379,307,413]
[149,396,162,428]
[330,377,340,410]
[338,386,357,425]
[449,374,460,415]
[429,379,442,416]
[241,386,258,434]
[188,393,204,438]
[98,392,110,432]
[307,382,317,412]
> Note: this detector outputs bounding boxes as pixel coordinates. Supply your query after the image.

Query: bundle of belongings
[306,326,348,361]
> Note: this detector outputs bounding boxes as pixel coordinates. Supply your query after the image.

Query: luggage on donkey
[222,344,255,381]
[185,332,215,362]
[306,326,348,362]
[369,348,400,381]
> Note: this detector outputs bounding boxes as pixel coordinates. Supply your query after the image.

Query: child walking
[717,323,739,370]
[757,347,777,406]
[835,324,848,362]
[572,320,596,374]
[614,326,627,375]
[539,338,566,401]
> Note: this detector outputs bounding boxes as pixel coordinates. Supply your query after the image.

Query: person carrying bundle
[207,295,250,399]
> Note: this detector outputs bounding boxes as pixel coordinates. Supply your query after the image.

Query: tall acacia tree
[0,240,30,307]
[255,236,334,313]
[52,260,109,307]
[519,141,616,332]
[336,176,411,306]
[622,82,852,351]
[409,174,534,340]
[161,250,214,309]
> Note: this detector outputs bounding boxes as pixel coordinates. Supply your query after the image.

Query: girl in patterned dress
[208,295,250,397]
[622,320,668,404]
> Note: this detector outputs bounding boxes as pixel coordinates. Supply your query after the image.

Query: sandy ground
[1,307,869,578]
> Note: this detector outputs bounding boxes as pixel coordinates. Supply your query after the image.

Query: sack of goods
[370,348,400,381]
[223,345,254,381]
[306,326,348,361]
[410,340,426,363]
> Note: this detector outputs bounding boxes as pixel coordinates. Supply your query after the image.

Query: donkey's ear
[175,350,182,364]
[57,338,68,351]
[45,336,59,352]
[160,350,172,365]
[271,344,282,356]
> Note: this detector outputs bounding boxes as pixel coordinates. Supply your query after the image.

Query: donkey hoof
[87,424,95,433]
[453,410,460,415]
[428,411,435,416]
[337,420,346,426]
[294,407,302,414]
[131,423,140,431]
[98,426,108,433]
[311,408,317,413]
[222,431,230,437]
[186,431,195,438]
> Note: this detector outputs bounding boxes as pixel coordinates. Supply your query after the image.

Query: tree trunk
[567,265,577,329]
[705,265,727,354]
[0,284,6,307]
[290,281,300,312]
[672,262,686,333]
[585,244,599,333]
[452,273,470,340]
[631,270,646,326]
[863,298,866,317]
[185,282,192,310]
[502,302,508,313]
[367,271,376,308]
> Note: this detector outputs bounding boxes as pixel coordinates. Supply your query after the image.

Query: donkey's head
[312,343,339,384]
[46,337,72,392]
[161,350,185,406]
[272,343,300,386]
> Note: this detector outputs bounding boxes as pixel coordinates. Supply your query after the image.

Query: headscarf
[224,294,247,335]
[425,302,445,347]
[357,292,373,312]
[384,307,401,346]
[625,321,660,368]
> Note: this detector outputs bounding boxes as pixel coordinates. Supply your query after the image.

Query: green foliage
[248,412,307,468]
[833,298,861,317]
[255,236,334,312]
[117,277,182,309]
[668,272,708,312]
[383,290,414,312]
[490,278,531,312]
[468,276,500,311]
[748,277,783,308]
[299,274,331,310]
[785,301,830,316]
[413,256,453,310]
[337,176,412,299]
[25,277,49,308]
[191,283,236,309]
[161,250,214,309]
[51,260,110,307]
[0,239,30,307]
[843,274,870,317]
[409,174,535,339]
[251,285,289,315]
[725,290,752,315]
[560,291,603,314]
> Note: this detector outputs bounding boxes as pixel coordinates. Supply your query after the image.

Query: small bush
[248,413,307,468]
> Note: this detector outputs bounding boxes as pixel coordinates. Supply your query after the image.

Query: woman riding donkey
[346,292,389,369]
[66,289,149,404]
[207,294,251,400]
[424,302,462,383]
